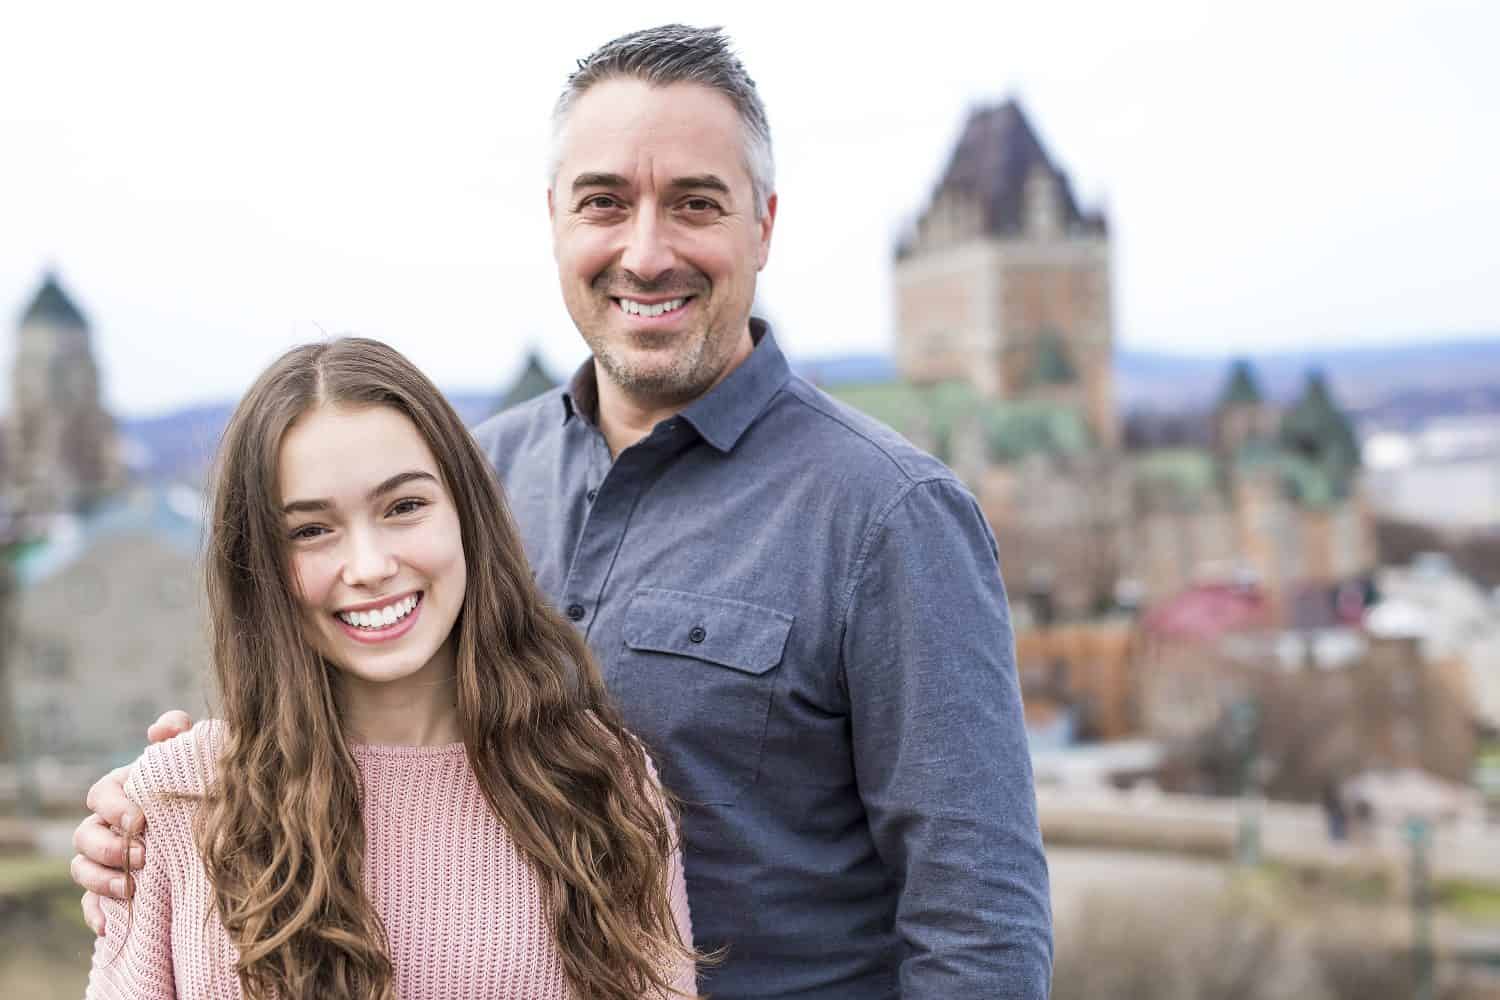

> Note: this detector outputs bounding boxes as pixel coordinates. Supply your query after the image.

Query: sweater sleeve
[639,751,696,999]
[84,722,220,1000]
[82,767,177,1000]
[663,838,697,998]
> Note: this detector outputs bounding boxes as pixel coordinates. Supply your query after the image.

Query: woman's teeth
[337,594,419,630]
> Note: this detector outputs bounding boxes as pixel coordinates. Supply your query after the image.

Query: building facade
[2,273,121,518]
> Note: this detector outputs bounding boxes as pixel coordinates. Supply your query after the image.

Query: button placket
[557,437,672,641]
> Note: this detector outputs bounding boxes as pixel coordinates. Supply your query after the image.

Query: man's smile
[612,295,694,320]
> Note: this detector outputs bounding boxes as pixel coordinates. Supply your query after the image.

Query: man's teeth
[618,297,686,318]
[338,595,419,630]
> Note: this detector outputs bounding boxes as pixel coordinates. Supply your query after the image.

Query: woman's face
[277,403,467,690]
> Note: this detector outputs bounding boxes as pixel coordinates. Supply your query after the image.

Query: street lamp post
[1230,697,1262,867]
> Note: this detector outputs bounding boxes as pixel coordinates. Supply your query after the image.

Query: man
[71,25,1051,998]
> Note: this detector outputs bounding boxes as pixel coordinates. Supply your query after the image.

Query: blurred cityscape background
[3,3,1498,998]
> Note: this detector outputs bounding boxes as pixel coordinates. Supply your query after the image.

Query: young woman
[85,338,699,999]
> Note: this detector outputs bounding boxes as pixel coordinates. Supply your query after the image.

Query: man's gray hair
[550,25,775,219]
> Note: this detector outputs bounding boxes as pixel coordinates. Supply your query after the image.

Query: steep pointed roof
[930,99,1105,239]
[1278,370,1361,500]
[1281,371,1351,445]
[20,271,88,329]
[499,352,559,411]
[1218,359,1263,407]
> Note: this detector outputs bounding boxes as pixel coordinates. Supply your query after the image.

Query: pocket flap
[624,588,793,675]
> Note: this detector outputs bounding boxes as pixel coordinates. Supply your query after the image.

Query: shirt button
[689,626,707,643]
[586,489,598,502]
[566,603,585,621]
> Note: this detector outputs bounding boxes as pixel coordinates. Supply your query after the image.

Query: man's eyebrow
[569,173,733,196]
[281,471,438,515]
[571,172,629,192]
[667,174,731,195]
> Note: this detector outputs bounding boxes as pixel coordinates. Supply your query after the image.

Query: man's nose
[619,208,676,281]
[339,527,398,588]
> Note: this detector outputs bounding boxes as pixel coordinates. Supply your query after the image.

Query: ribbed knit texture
[84,721,695,999]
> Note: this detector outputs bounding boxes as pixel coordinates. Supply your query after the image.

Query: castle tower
[5,272,120,515]
[1279,370,1361,498]
[1212,359,1278,458]
[895,100,1116,447]
[495,351,558,413]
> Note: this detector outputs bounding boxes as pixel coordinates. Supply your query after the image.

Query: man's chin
[597,350,712,401]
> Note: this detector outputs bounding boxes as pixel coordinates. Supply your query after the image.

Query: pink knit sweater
[84,722,695,999]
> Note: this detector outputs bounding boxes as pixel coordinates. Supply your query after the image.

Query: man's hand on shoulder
[72,710,194,935]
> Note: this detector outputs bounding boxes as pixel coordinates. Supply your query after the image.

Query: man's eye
[683,198,719,213]
[581,195,623,211]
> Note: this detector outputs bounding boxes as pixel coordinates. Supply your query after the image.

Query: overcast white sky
[2,1,1496,416]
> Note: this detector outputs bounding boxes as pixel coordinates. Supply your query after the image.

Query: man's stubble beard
[581,264,738,405]
[584,318,734,407]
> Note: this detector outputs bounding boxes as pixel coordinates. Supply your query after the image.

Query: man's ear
[547,187,556,224]
[757,193,778,271]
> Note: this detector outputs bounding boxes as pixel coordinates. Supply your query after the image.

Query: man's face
[550,78,776,407]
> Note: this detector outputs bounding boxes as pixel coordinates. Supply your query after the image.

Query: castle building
[3,272,121,517]
[833,99,1374,631]
[894,100,1116,449]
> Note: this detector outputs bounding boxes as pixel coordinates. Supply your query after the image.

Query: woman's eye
[389,498,427,516]
[290,524,327,541]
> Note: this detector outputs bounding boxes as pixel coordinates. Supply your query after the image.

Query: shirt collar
[678,319,790,453]
[561,360,596,426]
[559,318,791,454]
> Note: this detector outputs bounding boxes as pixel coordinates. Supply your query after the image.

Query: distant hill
[1116,337,1500,418]
[117,337,1500,481]
[120,391,499,484]
[793,340,1500,418]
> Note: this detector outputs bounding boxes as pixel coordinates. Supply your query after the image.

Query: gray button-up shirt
[472,323,1051,999]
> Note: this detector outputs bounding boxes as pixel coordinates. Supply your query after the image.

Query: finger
[146,710,193,743]
[84,767,143,836]
[73,815,144,871]
[71,855,133,900]
[82,891,106,937]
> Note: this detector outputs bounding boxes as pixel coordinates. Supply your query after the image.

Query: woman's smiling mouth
[335,592,424,643]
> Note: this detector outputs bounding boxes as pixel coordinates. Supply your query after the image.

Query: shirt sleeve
[83,768,177,1000]
[841,478,1052,998]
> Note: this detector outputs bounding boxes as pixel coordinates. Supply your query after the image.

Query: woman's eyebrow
[281,470,437,515]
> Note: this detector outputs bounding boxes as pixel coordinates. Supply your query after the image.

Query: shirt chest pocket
[621,588,793,805]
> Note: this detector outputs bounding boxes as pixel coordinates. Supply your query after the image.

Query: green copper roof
[1136,448,1219,499]
[1278,370,1360,498]
[19,272,88,329]
[828,381,982,463]
[829,382,1094,465]
[982,399,1093,462]
[1276,453,1340,507]
[1218,359,1263,407]
[499,353,559,411]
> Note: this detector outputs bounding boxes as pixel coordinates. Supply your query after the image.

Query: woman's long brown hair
[197,337,700,999]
